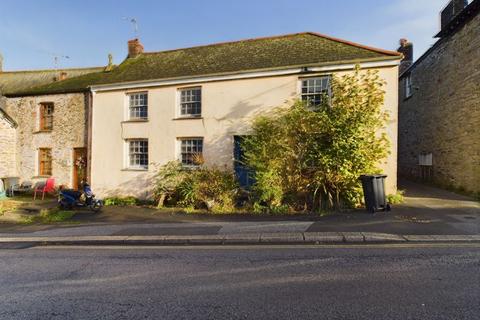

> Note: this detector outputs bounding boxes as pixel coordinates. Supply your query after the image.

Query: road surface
[0,244,479,319]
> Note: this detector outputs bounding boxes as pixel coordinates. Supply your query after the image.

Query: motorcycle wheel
[90,200,103,213]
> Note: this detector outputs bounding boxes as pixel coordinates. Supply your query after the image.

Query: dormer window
[39,103,54,131]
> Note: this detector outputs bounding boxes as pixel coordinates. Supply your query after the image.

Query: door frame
[72,147,87,190]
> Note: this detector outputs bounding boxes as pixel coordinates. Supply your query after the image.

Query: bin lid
[359,174,387,179]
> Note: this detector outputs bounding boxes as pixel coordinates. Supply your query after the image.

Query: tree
[243,67,390,212]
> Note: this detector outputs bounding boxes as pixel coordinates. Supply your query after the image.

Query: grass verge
[22,208,76,224]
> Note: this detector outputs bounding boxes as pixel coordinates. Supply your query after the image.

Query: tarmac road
[0,244,479,319]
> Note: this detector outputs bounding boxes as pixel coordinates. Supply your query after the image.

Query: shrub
[153,161,188,207]
[154,162,239,213]
[177,167,239,213]
[387,190,405,204]
[104,196,139,206]
[243,67,389,212]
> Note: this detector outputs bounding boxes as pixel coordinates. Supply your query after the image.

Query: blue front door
[233,136,255,189]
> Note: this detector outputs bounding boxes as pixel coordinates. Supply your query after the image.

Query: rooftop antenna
[51,54,70,71]
[123,17,139,38]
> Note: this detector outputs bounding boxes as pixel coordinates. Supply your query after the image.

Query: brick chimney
[128,38,144,58]
[397,38,413,73]
[59,71,68,81]
[441,0,468,30]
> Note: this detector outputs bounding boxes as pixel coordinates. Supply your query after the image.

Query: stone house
[32,32,401,198]
[0,65,104,189]
[398,0,480,194]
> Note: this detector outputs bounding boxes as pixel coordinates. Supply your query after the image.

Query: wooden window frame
[178,137,204,166]
[39,103,54,131]
[128,92,148,120]
[179,87,202,117]
[127,139,149,169]
[300,76,332,106]
[38,148,52,176]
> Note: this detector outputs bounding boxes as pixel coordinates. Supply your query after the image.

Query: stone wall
[3,93,87,187]
[0,96,16,178]
[398,12,480,194]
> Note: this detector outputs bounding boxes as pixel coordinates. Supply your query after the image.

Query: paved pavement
[0,244,478,319]
[0,180,477,244]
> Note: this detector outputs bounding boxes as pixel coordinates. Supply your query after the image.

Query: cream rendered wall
[91,66,399,198]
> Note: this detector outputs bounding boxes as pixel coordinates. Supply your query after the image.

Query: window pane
[180,138,203,165]
[180,88,201,116]
[129,93,148,119]
[301,76,331,106]
[128,140,148,168]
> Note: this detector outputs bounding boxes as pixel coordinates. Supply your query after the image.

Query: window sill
[32,175,51,179]
[33,130,52,134]
[173,116,203,121]
[121,168,149,172]
[122,119,149,123]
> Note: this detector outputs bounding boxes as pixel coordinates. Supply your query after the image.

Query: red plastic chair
[33,178,55,200]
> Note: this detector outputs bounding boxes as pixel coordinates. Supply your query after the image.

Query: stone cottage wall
[0,96,17,178]
[3,93,87,187]
[398,13,480,194]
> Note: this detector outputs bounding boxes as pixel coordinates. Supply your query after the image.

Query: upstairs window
[39,103,54,131]
[405,74,413,98]
[39,148,52,176]
[179,138,203,166]
[301,76,331,106]
[128,92,148,120]
[128,139,149,169]
[179,87,201,117]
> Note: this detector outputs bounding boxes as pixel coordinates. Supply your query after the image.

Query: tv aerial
[123,17,139,37]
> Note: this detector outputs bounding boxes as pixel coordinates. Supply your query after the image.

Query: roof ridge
[142,32,308,56]
[0,66,104,74]
[140,31,400,57]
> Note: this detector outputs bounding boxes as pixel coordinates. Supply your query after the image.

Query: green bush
[243,67,389,212]
[104,196,139,206]
[154,162,239,213]
[387,190,405,204]
[153,161,188,207]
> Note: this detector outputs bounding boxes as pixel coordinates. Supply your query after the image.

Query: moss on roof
[7,32,401,96]
[0,67,104,96]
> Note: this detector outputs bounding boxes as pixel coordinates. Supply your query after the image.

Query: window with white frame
[127,139,149,169]
[405,74,413,98]
[301,76,331,106]
[179,87,201,117]
[128,92,148,119]
[179,138,203,166]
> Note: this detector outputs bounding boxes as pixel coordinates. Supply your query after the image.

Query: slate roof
[6,32,401,97]
[0,66,104,96]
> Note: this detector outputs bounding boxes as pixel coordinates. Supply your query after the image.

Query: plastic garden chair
[33,178,55,200]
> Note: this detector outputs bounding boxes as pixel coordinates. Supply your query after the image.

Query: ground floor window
[179,138,203,166]
[127,139,149,169]
[39,148,52,176]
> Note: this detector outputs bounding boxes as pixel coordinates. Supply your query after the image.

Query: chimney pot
[397,39,414,73]
[128,38,144,58]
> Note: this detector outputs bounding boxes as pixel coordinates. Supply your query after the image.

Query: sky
[0,0,449,71]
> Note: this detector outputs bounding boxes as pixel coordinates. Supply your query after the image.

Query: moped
[58,182,103,212]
